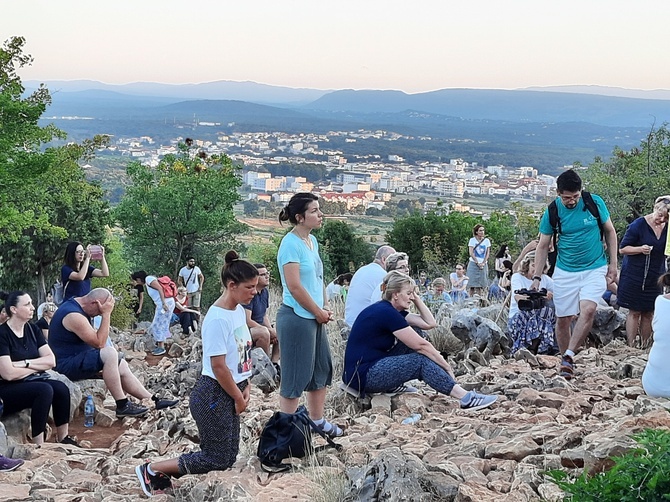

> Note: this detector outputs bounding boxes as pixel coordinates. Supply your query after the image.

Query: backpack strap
[548,200,560,251]
[581,191,604,241]
[303,414,343,453]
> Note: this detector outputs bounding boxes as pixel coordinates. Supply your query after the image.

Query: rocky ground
[1,306,669,502]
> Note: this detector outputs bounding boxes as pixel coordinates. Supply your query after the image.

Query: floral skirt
[508,306,558,355]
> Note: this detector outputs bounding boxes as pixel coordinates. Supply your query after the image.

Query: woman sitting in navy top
[61,241,109,301]
[343,271,497,412]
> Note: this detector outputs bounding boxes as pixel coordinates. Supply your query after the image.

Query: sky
[3,0,670,93]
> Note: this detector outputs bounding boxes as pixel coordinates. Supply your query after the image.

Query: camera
[515,288,547,311]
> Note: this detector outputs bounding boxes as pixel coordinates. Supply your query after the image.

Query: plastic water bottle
[401,413,421,425]
[84,395,95,428]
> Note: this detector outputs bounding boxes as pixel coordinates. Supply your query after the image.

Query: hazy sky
[3,0,669,93]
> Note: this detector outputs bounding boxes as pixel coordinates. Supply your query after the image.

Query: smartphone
[89,245,103,260]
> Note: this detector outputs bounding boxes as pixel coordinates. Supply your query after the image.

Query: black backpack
[257,405,342,472]
[548,190,604,250]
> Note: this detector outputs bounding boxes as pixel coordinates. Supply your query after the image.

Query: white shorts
[552,265,607,318]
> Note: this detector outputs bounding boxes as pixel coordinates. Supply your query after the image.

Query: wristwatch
[24,359,30,368]
[532,276,542,281]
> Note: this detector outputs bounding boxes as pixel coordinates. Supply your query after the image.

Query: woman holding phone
[61,242,109,301]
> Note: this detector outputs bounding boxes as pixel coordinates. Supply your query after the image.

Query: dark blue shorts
[55,349,104,381]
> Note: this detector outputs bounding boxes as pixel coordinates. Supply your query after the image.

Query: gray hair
[385,252,409,272]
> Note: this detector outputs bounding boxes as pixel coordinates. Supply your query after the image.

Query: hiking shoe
[559,354,575,380]
[60,435,81,447]
[154,398,179,411]
[460,391,497,411]
[117,401,149,418]
[384,384,419,396]
[0,455,24,472]
[152,347,166,356]
[136,461,173,497]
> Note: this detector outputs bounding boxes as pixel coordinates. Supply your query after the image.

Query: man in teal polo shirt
[531,169,618,380]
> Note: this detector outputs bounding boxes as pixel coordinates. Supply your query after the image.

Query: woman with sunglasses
[61,242,109,301]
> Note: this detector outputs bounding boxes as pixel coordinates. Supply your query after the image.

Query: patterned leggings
[365,341,457,396]
[150,298,175,342]
[178,375,246,475]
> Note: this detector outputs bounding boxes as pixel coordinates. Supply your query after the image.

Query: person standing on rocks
[532,169,618,380]
[135,251,258,497]
[130,271,175,356]
[276,193,343,438]
[178,257,204,312]
[49,288,178,418]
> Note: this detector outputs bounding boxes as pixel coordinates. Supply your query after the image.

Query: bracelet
[532,276,541,281]
[25,359,30,368]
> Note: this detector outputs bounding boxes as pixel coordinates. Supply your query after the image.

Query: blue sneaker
[0,455,24,472]
[460,391,497,411]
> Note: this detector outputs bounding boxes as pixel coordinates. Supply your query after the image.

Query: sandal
[559,355,574,380]
[316,419,344,438]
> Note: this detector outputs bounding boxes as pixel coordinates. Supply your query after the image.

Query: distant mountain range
[26,79,670,170]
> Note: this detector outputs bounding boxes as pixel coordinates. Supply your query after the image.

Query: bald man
[345,245,396,327]
[49,288,178,418]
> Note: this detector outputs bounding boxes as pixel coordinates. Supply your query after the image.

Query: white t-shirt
[642,295,670,398]
[509,273,554,319]
[345,262,387,327]
[468,237,491,264]
[450,272,469,291]
[326,281,342,301]
[145,275,162,304]
[201,304,253,384]
[179,266,202,293]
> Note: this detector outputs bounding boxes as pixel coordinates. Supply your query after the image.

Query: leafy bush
[546,428,670,502]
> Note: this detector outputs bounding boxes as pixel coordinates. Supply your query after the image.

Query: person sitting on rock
[449,264,469,303]
[36,302,57,339]
[0,291,78,446]
[135,251,258,497]
[508,252,558,355]
[343,271,498,411]
[48,288,178,419]
[642,272,670,398]
[422,277,453,313]
[174,286,200,336]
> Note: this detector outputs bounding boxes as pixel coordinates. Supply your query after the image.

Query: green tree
[582,125,670,237]
[114,141,246,305]
[0,38,110,301]
[0,36,65,241]
[314,220,373,280]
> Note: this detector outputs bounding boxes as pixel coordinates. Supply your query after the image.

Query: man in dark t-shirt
[243,263,279,363]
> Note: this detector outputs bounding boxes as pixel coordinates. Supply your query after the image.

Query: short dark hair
[472,224,484,236]
[557,169,582,193]
[131,271,148,283]
[253,263,266,270]
[278,192,319,225]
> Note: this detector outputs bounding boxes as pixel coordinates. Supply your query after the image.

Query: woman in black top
[36,302,57,339]
[0,291,77,446]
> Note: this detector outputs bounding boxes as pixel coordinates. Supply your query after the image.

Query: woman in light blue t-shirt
[276,193,343,438]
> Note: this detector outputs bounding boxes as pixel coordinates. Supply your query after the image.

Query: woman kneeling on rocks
[343,271,497,411]
[0,291,78,446]
[136,251,258,497]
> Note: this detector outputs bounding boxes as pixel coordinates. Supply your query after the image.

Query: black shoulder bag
[257,405,343,472]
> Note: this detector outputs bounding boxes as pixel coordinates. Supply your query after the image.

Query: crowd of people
[3,175,670,498]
